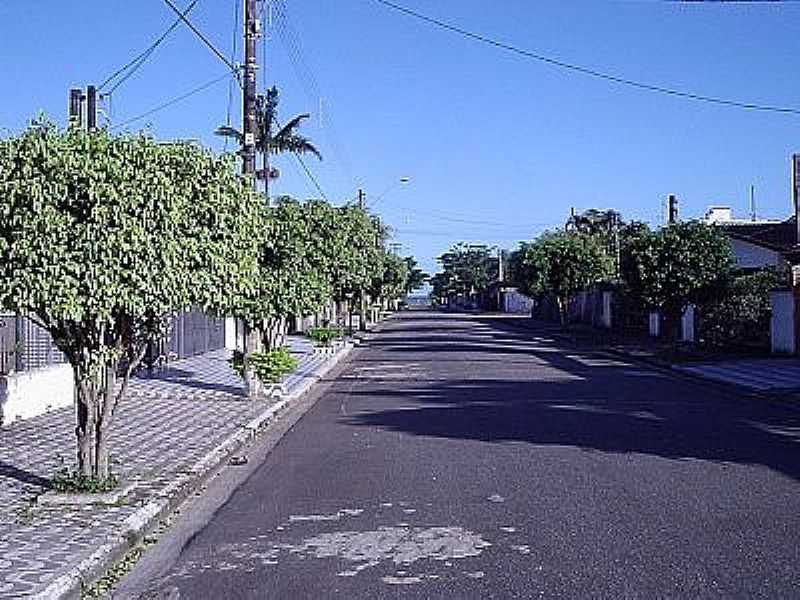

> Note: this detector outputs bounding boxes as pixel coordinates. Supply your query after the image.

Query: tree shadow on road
[345,325,800,482]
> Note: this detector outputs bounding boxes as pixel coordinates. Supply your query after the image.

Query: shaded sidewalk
[0,336,348,599]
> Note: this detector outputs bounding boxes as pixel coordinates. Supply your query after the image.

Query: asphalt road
[124,311,800,599]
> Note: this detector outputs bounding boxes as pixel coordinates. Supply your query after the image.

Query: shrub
[231,347,298,384]
[307,326,343,347]
[51,468,119,494]
[699,268,786,348]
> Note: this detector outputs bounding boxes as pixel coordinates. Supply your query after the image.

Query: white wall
[771,291,795,355]
[502,289,534,314]
[731,239,782,269]
[0,363,74,426]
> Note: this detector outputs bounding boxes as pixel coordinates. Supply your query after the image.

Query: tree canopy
[620,221,734,321]
[0,121,262,479]
[431,243,497,302]
[513,231,613,323]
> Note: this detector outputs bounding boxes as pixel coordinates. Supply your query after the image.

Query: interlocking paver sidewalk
[0,336,340,598]
[676,359,800,392]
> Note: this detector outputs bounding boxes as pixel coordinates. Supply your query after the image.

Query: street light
[368,177,411,208]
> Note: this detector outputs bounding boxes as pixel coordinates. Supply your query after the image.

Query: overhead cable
[371,0,800,116]
[99,0,201,94]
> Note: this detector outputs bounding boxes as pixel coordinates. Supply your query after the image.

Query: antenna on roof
[750,185,756,222]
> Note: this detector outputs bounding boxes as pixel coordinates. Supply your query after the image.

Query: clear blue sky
[2,0,800,274]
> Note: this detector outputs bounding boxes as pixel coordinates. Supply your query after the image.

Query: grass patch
[51,468,119,494]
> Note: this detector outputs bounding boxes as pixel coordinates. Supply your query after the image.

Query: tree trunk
[359,291,368,332]
[74,362,119,480]
[557,296,567,326]
[242,322,262,399]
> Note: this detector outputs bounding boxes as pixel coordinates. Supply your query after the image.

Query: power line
[110,72,233,130]
[99,0,201,94]
[381,204,560,229]
[370,0,800,116]
[393,228,536,240]
[293,152,329,201]
[161,0,241,82]
[273,113,330,201]
[271,0,359,188]
[224,0,241,152]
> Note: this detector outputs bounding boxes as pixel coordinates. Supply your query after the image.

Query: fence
[0,314,67,376]
[1,309,226,376]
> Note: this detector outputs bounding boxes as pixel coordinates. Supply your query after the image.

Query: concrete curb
[490,316,793,402]
[32,342,356,600]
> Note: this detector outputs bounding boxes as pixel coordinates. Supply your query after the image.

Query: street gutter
[32,341,357,600]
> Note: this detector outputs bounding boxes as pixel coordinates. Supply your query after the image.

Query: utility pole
[750,185,757,222]
[240,0,261,398]
[667,194,678,225]
[357,188,365,209]
[86,85,97,131]
[243,0,259,183]
[498,248,504,282]
[69,89,83,128]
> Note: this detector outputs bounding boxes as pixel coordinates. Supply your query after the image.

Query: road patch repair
[146,500,529,591]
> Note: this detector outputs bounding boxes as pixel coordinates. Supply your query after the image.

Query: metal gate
[0,313,67,375]
[165,308,225,360]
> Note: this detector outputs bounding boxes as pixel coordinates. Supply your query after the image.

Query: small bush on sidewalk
[306,326,343,347]
[51,468,119,494]
[231,348,298,384]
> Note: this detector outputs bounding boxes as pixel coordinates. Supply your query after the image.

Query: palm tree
[215,87,321,187]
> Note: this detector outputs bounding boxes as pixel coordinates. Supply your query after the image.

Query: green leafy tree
[620,221,734,336]
[229,197,338,352]
[327,206,387,329]
[403,256,428,294]
[0,121,262,480]
[516,231,613,324]
[432,243,497,304]
[372,252,410,306]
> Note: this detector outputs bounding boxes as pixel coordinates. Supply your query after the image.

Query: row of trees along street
[0,119,426,483]
[432,210,785,349]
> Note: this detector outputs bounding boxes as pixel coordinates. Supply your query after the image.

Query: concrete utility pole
[243,0,259,182]
[69,89,83,128]
[86,85,97,131]
[667,194,679,225]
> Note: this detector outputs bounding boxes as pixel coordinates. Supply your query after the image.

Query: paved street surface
[0,338,322,598]
[676,359,800,392]
[133,311,800,599]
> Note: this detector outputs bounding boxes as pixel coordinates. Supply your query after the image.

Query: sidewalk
[0,336,352,599]
[484,314,800,395]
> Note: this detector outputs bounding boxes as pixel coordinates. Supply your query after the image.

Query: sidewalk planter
[313,345,337,355]
[37,482,137,507]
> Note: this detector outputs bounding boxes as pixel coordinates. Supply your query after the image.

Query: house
[704,206,797,270]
